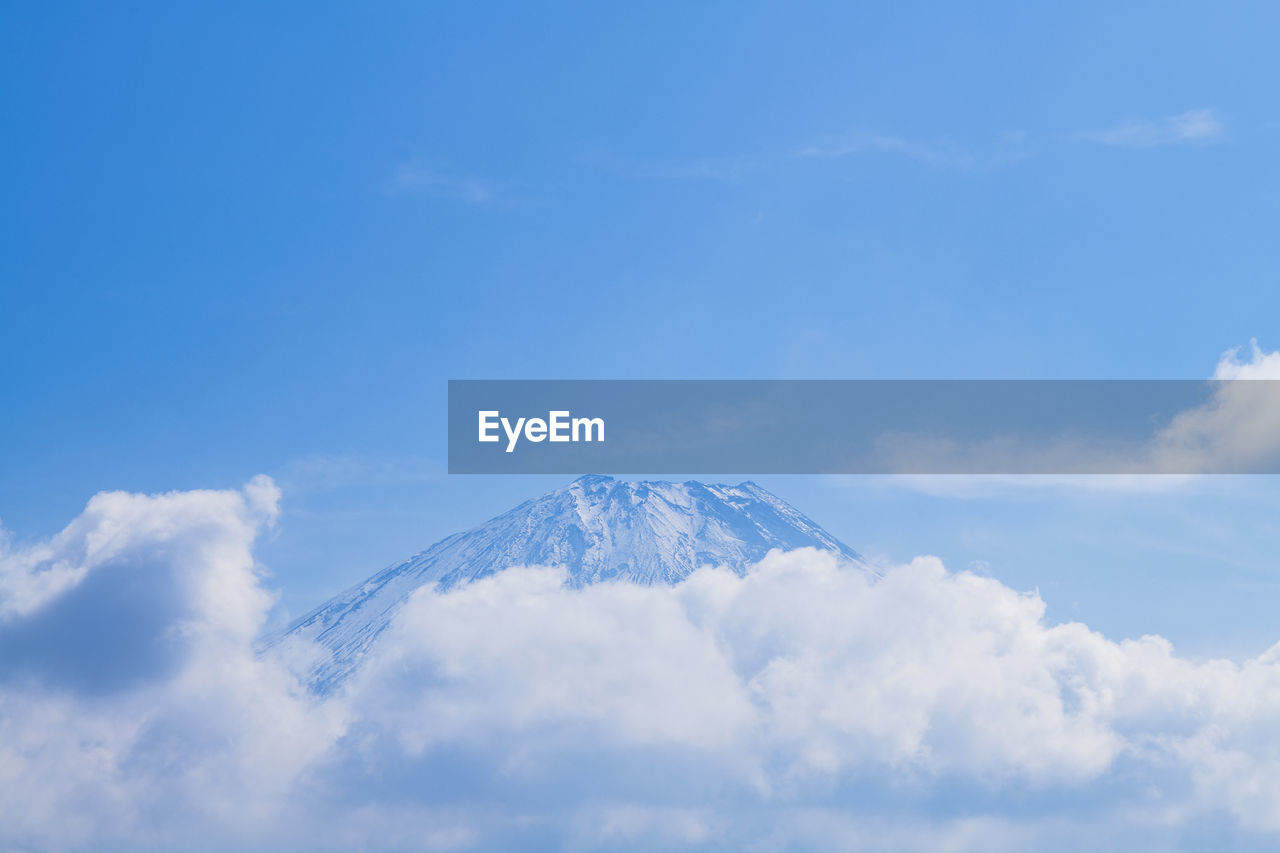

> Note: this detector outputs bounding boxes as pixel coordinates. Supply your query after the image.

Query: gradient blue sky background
[4,2,1280,654]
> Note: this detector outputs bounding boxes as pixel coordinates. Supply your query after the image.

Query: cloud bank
[3,480,1280,849]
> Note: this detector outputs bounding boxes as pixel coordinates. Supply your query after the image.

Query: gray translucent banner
[447,380,1280,474]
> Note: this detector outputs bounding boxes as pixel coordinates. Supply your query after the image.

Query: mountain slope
[279,475,868,691]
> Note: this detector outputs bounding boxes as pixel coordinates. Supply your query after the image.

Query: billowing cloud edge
[3,478,1280,849]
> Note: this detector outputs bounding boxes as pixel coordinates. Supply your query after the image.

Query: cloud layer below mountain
[3,478,1280,850]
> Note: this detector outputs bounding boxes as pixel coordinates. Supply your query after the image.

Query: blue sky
[5,1,1280,641]
[7,3,1280,849]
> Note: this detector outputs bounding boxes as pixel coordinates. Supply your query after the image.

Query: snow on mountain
[277,475,869,691]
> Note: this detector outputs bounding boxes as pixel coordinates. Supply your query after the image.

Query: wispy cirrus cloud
[1077,108,1224,148]
[581,150,760,183]
[387,163,504,205]
[796,131,972,167]
[794,130,1034,171]
[591,108,1225,188]
[796,108,1224,172]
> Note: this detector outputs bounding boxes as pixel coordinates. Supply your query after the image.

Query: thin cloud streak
[795,131,989,169]
[1077,108,1224,148]
[388,163,504,205]
[581,150,761,183]
[794,128,1037,172]
[796,108,1223,171]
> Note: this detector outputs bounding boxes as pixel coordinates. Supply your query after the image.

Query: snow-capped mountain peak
[279,475,867,691]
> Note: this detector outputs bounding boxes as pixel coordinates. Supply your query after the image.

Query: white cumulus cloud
[5,482,1280,849]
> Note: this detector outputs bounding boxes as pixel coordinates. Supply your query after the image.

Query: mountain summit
[281,475,867,690]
